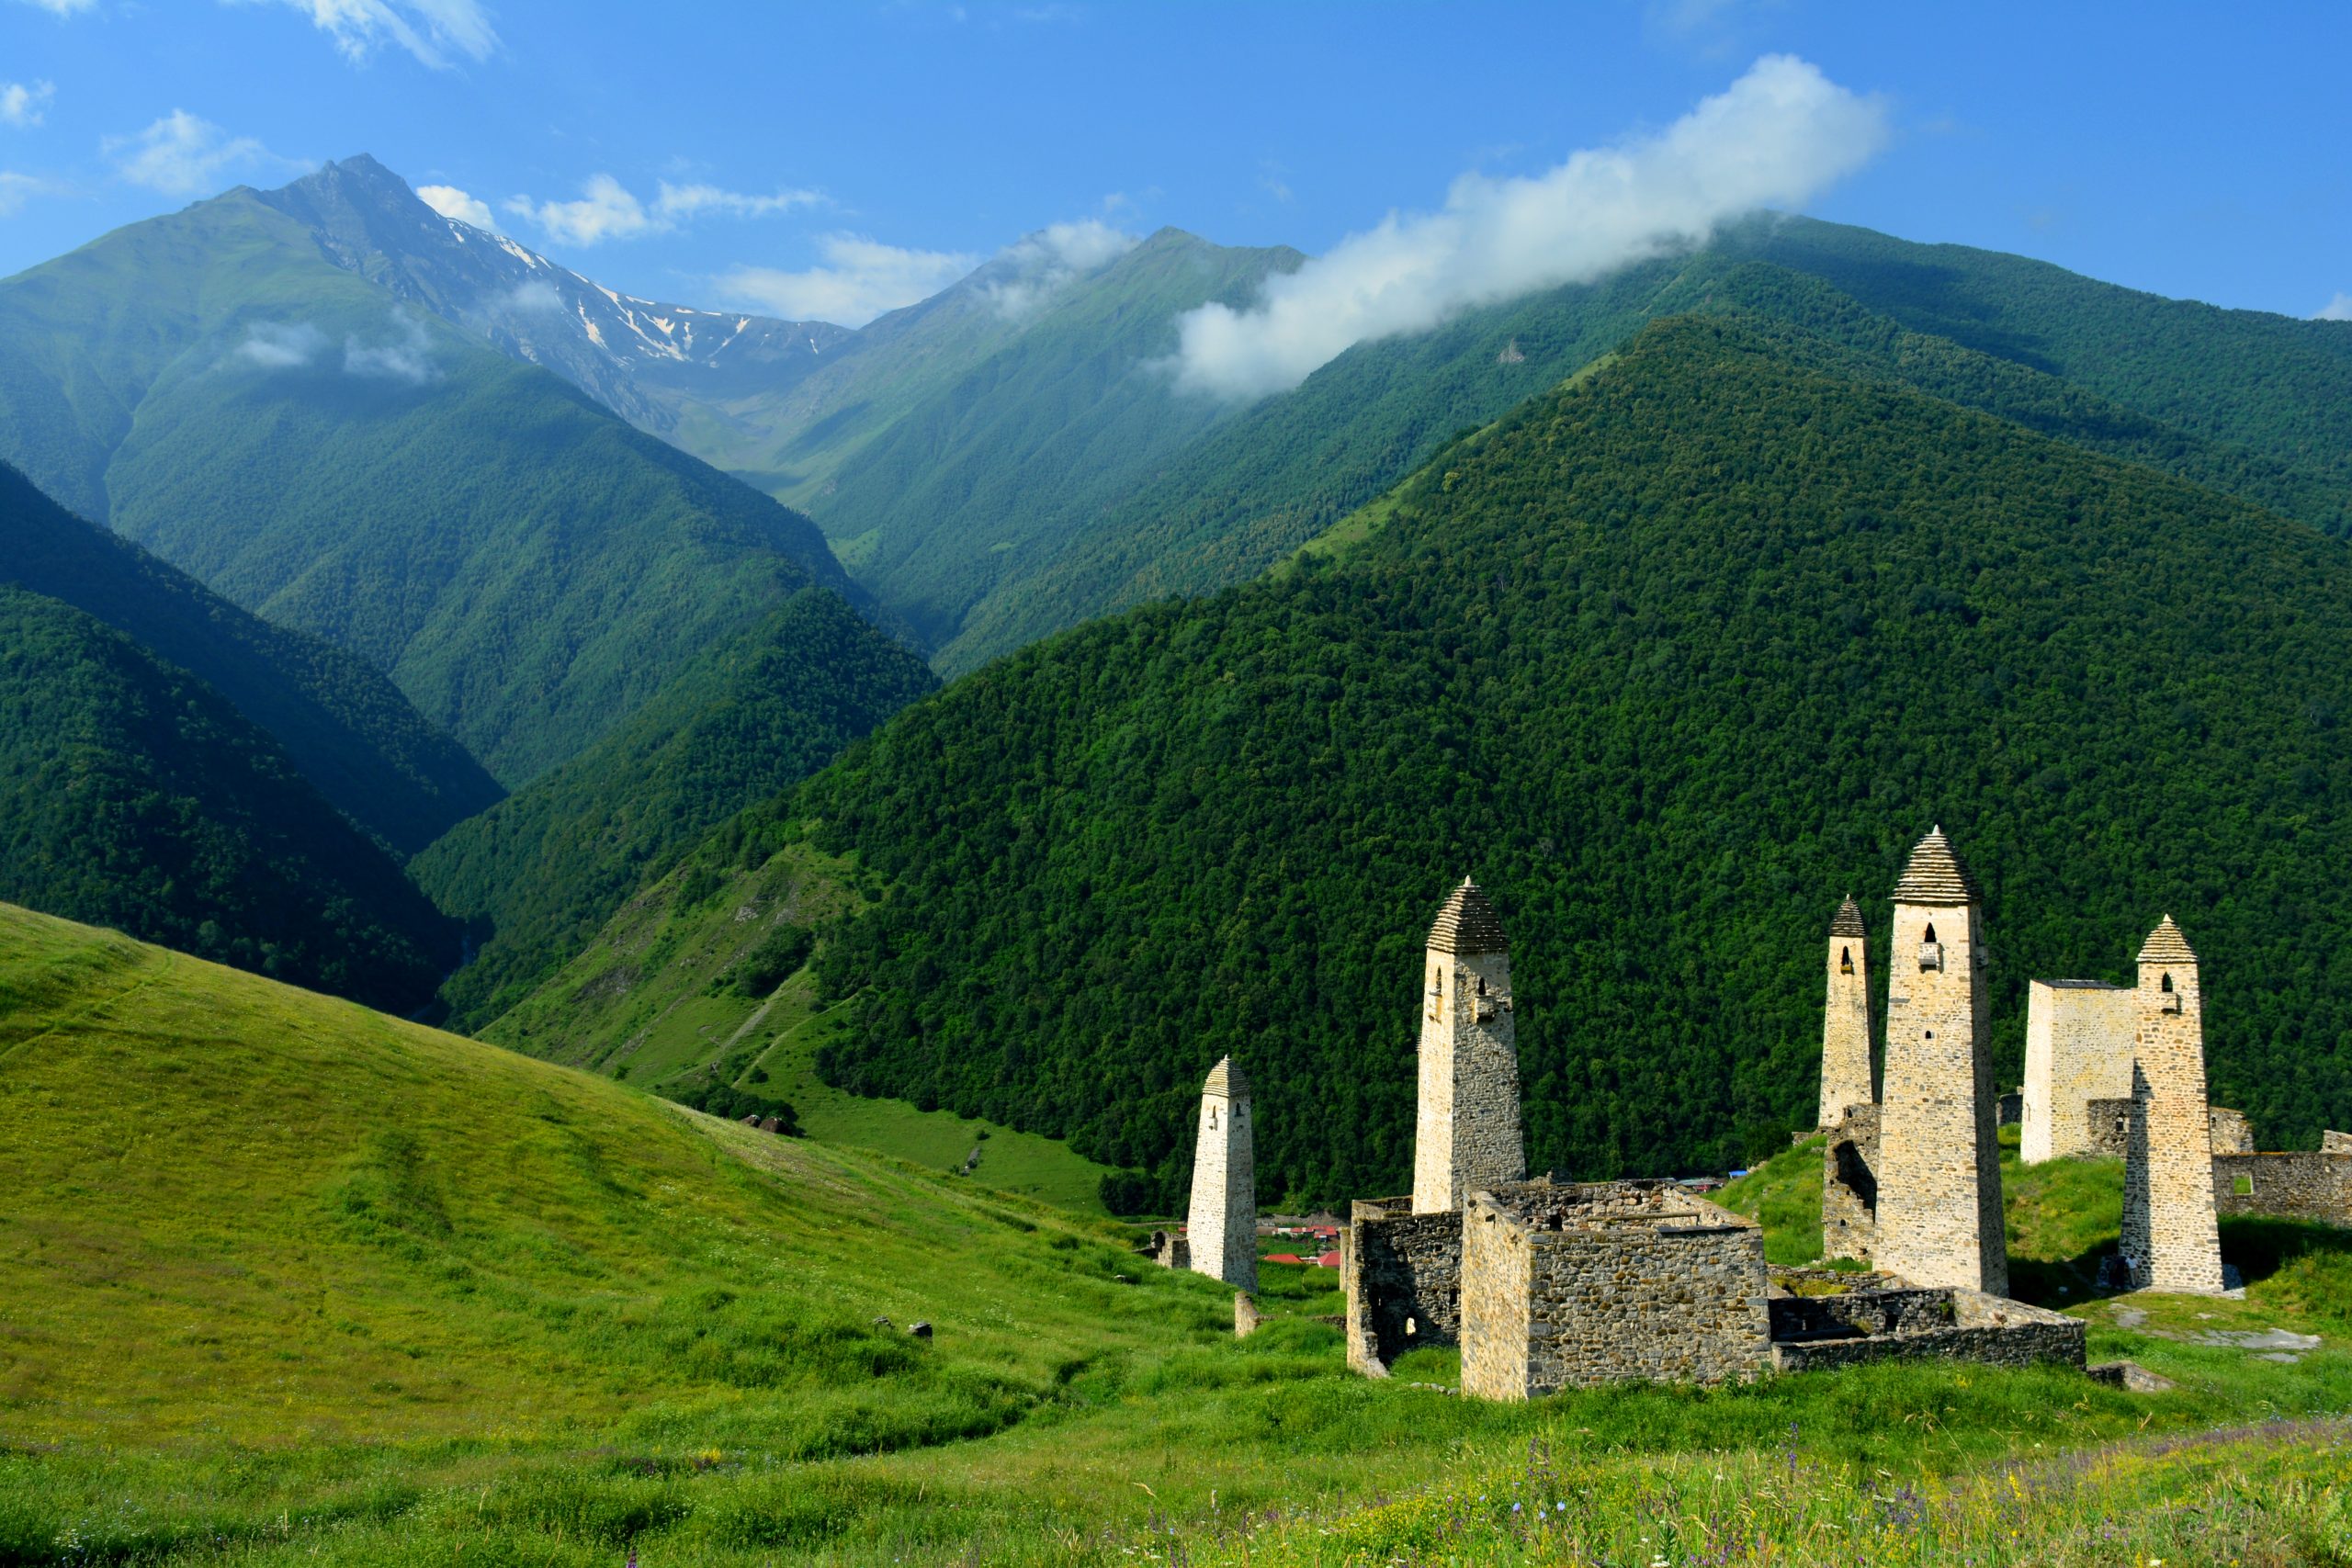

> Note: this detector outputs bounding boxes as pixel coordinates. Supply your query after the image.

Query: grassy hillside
[0,178,884,785]
[0,461,497,854]
[413,589,935,1031]
[940,218,2352,674]
[483,838,1114,1213]
[5,898,2347,1563]
[0,591,453,1009]
[607,311,2352,1209]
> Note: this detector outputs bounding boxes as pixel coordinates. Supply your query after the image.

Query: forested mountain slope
[0,587,453,1009]
[585,312,2352,1208]
[413,588,936,1030]
[940,219,2352,672]
[0,175,882,784]
[0,462,497,853]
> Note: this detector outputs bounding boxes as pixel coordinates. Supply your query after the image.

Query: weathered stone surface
[1413,878,1523,1213]
[2324,1130,2352,1155]
[1344,1196,1464,1372]
[1185,1055,1257,1292]
[2214,1152,2352,1225]
[2120,919,2226,1294]
[2211,1108,2257,1154]
[1234,1292,1263,1338]
[1876,828,2007,1294]
[1768,1288,2083,1372]
[1462,1180,1770,1400]
[2087,1360,2177,1393]
[1823,1104,1880,1263]
[1819,897,1874,1129]
[2021,979,2137,1164]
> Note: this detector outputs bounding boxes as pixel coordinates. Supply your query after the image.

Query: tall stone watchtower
[1818,894,1874,1129]
[1185,1055,1257,1292]
[2120,918,2226,1293]
[1412,877,1525,1214]
[1874,827,2008,1294]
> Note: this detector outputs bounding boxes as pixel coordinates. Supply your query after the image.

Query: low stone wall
[2212,1153,2352,1226]
[2324,1131,2352,1155]
[1769,1288,1956,1343]
[1770,1289,2084,1373]
[1146,1229,1190,1269]
[1344,1197,1464,1373]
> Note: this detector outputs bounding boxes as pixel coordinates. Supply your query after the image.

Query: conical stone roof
[1203,1055,1250,1100]
[1889,826,1983,908]
[1428,877,1509,954]
[1829,895,1866,938]
[2137,915,2198,965]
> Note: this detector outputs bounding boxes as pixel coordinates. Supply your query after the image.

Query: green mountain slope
[0,172,881,785]
[934,218,2352,674]
[794,229,1302,648]
[0,461,498,853]
[605,312,2352,1207]
[413,588,937,1029]
[0,588,452,1008]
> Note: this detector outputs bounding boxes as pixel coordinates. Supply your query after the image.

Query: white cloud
[503,174,822,247]
[716,234,979,327]
[344,311,439,383]
[236,321,329,367]
[416,182,495,228]
[107,110,304,197]
[498,277,564,313]
[0,170,54,214]
[240,0,499,70]
[2316,293,2352,322]
[11,0,96,15]
[1169,54,1888,401]
[2,81,55,129]
[984,218,1139,318]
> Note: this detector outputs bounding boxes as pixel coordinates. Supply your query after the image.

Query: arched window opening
[1477,976,1487,996]
[1208,1107,1217,1130]
[1923,922,1939,944]
[2161,973,2175,993]
[1838,945,1853,975]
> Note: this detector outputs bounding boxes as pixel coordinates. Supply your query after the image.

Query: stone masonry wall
[1460,1183,1769,1399]
[1344,1198,1464,1373]
[2084,1099,2135,1157]
[1770,1289,2084,1373]
[1878,899,2008,1293]
[2120,952,2224,1293]
[2212,1153,2352,1226]
[2324,1131,2352,1155]
[2021,981,2137,1164]
[1823,1103,1880,1262]
[1413,947,1523,1213]
[1820,931,1874,1129]
[1185,1069,1257,1292]
[2212,1109,2257,1154]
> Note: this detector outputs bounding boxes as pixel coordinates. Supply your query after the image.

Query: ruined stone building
[1343,861,2081,1401]
[1185,1056,1257,1292]
[2118,918,2226,1293]
[1873,827,2009,1295]
[2021,979,2139,1163]
[1413,879,1523,1213]
[1818,895,1873,1130]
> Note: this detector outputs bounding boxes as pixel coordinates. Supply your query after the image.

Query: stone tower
[2120,918,2226,1293]
[1412,877,1524,1213]
[1818,894,1874,1129]
[1186,1055,1257,1291]
[1874,827,2008,1293]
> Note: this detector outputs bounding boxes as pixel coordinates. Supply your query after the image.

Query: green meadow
[3,901,2348,1564]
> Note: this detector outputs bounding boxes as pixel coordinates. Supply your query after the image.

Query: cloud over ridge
[716,233,979,328]
[1169,54,1889,401]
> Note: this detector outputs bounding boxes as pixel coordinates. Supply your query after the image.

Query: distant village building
[1873,827,2009,1295]
[1185,1055,1257,1292]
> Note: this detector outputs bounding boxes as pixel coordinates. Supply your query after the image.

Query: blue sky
[2,0,2346,327]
